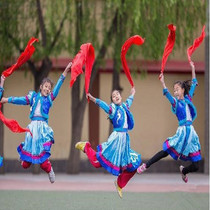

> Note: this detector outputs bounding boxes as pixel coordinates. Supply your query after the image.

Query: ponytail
[174,80,191,95]
[182,80,191,95]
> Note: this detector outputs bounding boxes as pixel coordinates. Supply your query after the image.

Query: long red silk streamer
[187,25,205,63]
[0,37,38,135]
[0,104,32,136]
[2,37,39,77]
[161,24,176,74]
[121,35,145,87]
[70,43,95,94]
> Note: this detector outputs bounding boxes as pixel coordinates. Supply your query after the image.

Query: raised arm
[126,87,135,108]
[190,61,196,80]
[87,93,111,114]
[188,61,198,98]
[159,73,176,107]
[62,62,72,77]
[159,73,167,89]
[51,62,72,100]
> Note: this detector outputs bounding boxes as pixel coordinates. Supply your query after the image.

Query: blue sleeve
[125,95,134,108]
[163,88,176,107]
[189,78,198,98]
[0,87,4,100]
[8,91,34,105]
[50,74,65,101]
[95,98,112,114]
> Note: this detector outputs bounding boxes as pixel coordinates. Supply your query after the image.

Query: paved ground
[0,172,209,193]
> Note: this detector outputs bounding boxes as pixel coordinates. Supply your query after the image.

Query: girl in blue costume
[137,61,201,183]
[75,87,141,198]
[1,62,72,182]
[0,75,5,167]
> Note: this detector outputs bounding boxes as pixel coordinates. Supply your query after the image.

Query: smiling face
[111,90,122,105]
[173,83,184,100]
[40,82,52,97]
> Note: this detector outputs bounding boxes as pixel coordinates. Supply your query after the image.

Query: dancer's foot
[75,141,87,153]
[114,181,122,198]
[179,165,188,183]
[137,163,147,174]
[48,167,55,183]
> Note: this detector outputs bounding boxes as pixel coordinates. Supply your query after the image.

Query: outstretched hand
[159,73,164,82]
[66,62,72,71]
[63,62,72,77]
[190,61,195,72]
[0,75,6,87]
[86,93,91,99]
[190,61,195,69]
[159,73,166,89]
[190,61,196,79]
[86,93,96,103]
[130,87,136,96]
[0,97,8,104]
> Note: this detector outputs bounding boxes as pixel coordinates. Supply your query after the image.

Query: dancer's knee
[161,150,169,158]
[193,161,199,172]
[40,159,52,173]
[22,161,31,169]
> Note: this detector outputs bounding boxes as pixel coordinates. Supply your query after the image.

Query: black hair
[110,89,121,102]
[107,89,121,125]
[174,80,191,95]
[40,78,54,89]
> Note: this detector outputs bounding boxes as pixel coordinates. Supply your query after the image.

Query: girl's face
[40,82,52,96]
[111,90,122,105]
[173,84,184,100]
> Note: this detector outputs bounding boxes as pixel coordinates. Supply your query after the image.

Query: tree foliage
[0,0,206,74]
[102,0,206,60]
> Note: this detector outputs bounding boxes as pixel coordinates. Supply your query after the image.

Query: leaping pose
[0,62,72,182]
[137,61,201,183]
[75,87,141,198]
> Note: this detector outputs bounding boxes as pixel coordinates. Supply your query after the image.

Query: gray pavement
[0,172,209,193]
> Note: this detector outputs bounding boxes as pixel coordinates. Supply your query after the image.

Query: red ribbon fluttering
[0,37,38,136]
[70,43,95,94]
[0,104,32,136]
[2,37,39,77]
[187,25,205,63]
[161,24,176,75]
[121,35,145,87]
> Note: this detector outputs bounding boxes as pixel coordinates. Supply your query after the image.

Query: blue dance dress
[95,95,141,176]
[162,78,201,162]
[8,74,66,164]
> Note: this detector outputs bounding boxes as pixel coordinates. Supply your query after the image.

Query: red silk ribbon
[0,37,38,136]
[121,35,145,87]
[0,104,32,136]
[161,24,176,75]
[187,25,205,63]
[2,37,39,77]
[70,43,95,94]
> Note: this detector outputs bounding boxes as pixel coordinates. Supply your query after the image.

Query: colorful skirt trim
[163,139,201,161]
[17,120,54,164]
[17,141,53,164]
[163,125,201,162]
[96,144,141,176]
